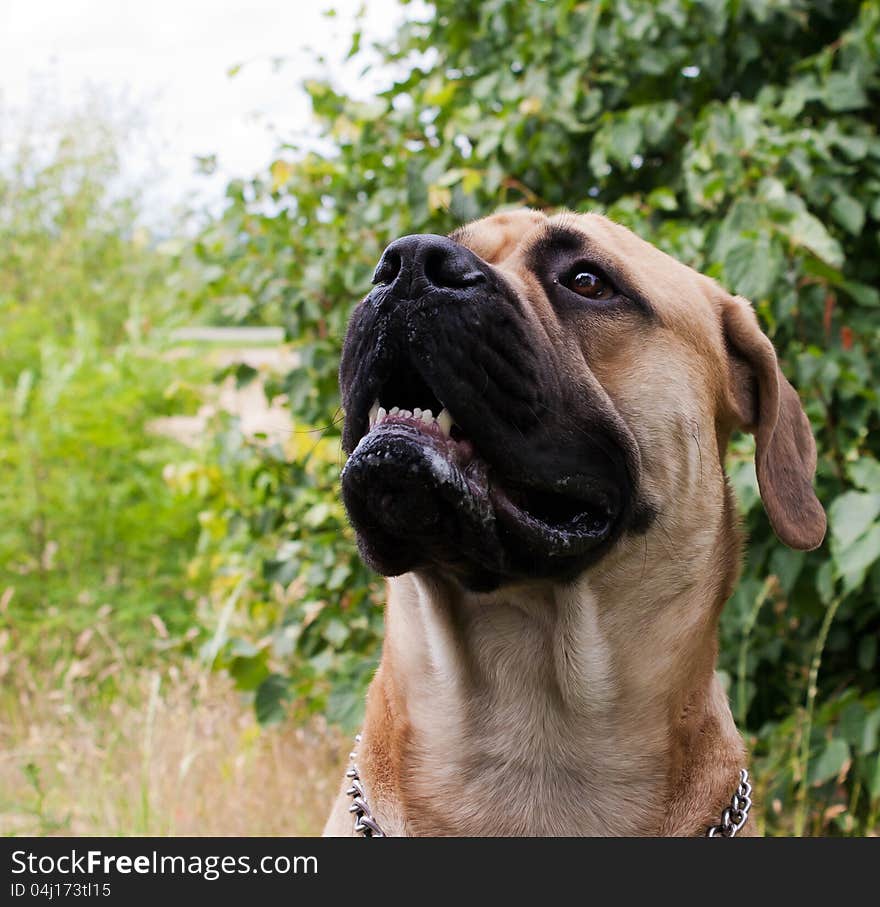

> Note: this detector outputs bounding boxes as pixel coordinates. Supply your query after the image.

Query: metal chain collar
[348,733,750,838]
[706,769,753,837]
[346,734,386,837]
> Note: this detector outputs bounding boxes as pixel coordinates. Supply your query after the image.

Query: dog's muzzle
[338,234,639,590]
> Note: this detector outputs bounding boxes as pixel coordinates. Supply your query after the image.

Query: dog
[323,208,825,836]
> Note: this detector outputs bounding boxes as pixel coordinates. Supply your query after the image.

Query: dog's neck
[358,523,747,836]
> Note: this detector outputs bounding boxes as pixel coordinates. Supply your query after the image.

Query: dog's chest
[402,700,662,836]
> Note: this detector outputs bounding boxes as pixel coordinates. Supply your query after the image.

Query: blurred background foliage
[0,108,211,667]
[2,0,878,836]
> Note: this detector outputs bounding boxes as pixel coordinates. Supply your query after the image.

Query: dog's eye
[564,267,614,301]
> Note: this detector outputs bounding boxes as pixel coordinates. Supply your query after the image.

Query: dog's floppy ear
[722,294,826,550]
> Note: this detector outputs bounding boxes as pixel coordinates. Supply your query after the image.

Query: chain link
[346,734,386,837]
[706,769,753,837]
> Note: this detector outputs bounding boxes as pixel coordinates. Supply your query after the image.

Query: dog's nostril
[373,249,402,285]
[423,247,485,290]
[374,234,487,295]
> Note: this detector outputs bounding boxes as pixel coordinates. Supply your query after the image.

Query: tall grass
[0,657,344,836]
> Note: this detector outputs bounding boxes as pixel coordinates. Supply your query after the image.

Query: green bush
[0,109,209,671]
[190,0,880,834]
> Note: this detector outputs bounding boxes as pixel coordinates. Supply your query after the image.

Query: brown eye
[566,269,613,300]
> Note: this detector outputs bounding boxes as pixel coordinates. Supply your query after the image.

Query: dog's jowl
[325,208,825,837]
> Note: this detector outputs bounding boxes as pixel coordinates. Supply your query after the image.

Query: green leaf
[835,525,880,592]
[727,455,760,515]
[263,558,299,588]
[647,188,677,211]
[768,547,804,595]
[785,209,844,267]
[829,491,880,548]
[326,683,366,732]
[830,195,865,235]
[255,674,292,725]
[229,654,270,692]
[823,72,868,112]
[838,703,867,748]
[608,117,642,167]
[642,101,678,145]
[861,710,880,756]
[816,560,836,605]
[723,237,780,300]
[809,738,850,785]
[303,502,332,527]
[779,76,815,117]
[848,459,880,493]
[841,281,880,307]
[322,618,350,647]
[863,753,880,799]
[326,562,351,590]
[234,363,259,388]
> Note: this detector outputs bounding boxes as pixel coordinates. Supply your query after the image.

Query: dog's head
[339,209,825,591]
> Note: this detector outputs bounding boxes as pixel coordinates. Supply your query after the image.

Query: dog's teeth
[413,407,422,418]
[368,400,380,428]
[389,406,400,415]
[376,406,387,425]
[421,408,433,424]
[400,409,412,418]
[437,408,453,437]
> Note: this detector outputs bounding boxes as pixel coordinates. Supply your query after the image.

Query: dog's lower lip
[361,414,475,466]
[353,410,614,549]
[489,482,614,553]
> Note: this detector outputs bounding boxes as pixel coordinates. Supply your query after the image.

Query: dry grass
[0,661,346,836]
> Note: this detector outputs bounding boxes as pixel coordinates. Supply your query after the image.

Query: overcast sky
[0,0,407,218]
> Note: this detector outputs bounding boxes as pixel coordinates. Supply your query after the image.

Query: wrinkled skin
[339,223,651,590]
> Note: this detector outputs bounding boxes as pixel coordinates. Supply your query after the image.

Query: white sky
[0,0,408,220]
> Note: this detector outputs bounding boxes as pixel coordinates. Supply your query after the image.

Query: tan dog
[325,209,825,836]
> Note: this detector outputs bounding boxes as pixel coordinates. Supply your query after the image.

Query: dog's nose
[373,234,487,294]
